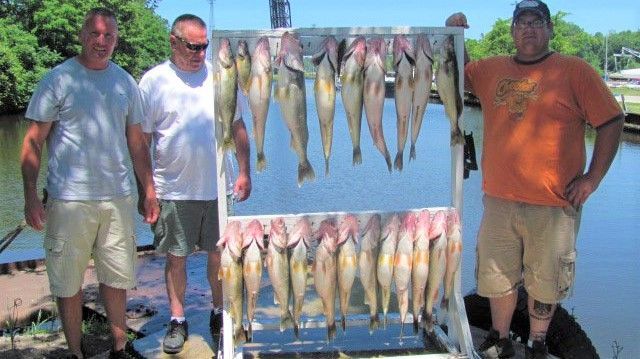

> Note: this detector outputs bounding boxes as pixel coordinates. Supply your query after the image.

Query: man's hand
[233,173,252,202]
[564,173,598,209]
[24,195,46,231]
[142,195,160,224]
[446,12,469,28]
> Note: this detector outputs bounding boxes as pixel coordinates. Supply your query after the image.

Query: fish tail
[440,297,449,312]
[256,152,267,172]
[384,151,393,173]
[394,151,404,171]
[328,322,337,341]
[297,159,316,187]
[400,322,405,340]
[325,158,330,177]
[341,315,346,332]
[352,146,362,165]
[369,314,379,334]
[280,309,293,332]
[247,322,253,342]
[293,322,300,339]
[234,325,247,345]
[409,143,417,161]
[413,318,420,335]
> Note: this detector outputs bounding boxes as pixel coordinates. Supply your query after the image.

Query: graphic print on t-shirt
[493,77,538,120]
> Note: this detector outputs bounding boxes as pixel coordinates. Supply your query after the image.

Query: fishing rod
[0,189,48,255]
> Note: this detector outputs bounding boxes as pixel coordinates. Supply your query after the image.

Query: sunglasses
[172,34,209,52]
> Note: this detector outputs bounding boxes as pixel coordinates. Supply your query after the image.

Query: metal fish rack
[212,26,474,359]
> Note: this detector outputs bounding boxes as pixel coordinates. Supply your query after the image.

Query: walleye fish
[287,216,313,338]
[214,37,238,151]
[266,217,293,332]
[441,208,462,312]
[411,209,431,334]
[313,219,339,341]
[217,221,246,345]
[359,214,381,333]
[275,32,315,186]
[242,219,265,342]
[340,36,366,166]
[312,36,339,176]
[337,214,359,332]
[435,35,464,146]
[236,39,251,96]
[377,214,400,328]
[393,34,415,171]
[394,213,416,339]
[424,210,447,332]
[410,34,434,161]
[363,37,392,172]
[248,36,272,172]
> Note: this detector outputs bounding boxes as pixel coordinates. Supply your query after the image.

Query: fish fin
[256,152,266,172]
[328,322,337,341]
[297,160,316,187]
[352,146,362,165]
[409,143,417,161]
[394,151,404,171]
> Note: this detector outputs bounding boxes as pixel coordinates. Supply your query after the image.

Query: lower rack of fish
[216,209,476,359]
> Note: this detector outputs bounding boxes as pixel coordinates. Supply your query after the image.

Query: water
[1,80,638,357]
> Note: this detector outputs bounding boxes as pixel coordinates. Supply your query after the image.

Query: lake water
[1,80,638,357]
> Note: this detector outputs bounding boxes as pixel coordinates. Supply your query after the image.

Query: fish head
[341,36,366,73]
[337,214,359,245]
[243,219,265,249]
[217,38,235,68]
[218,221,243,258]
[415,34,434,62]
[415,210,432,241]
[252,37,272,70]
[429,210,447,240]
[393,34,415,67]
[317,218,339,252]
[364,37,387,71]
[288,217,312,248]
[268,217,288,249]
[236,40,250,59]
[401,212,417,238]
[278,32,304,73]
[361,214,382,248]
[382,214,401,242]
[312,35,339,71]
[447,208,461,233]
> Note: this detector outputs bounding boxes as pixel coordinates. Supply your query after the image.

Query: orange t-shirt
[465,53,621,206]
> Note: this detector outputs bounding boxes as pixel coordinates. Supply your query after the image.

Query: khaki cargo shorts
[476,195,581,303]
[152,199,220,256]
[44,196,137,298]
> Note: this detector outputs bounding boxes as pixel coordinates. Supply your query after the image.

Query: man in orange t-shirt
[447,1,623,358]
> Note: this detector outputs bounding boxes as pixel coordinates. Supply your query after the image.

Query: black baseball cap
[513,0,551,22]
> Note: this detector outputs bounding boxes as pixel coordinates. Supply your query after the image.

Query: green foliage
[0,0,170,113]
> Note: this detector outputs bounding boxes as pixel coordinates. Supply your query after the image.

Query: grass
[610,86,640,114]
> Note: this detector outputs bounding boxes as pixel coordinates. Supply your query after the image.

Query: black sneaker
[109,342,144,359]
[525,340,549,359]
[210,310,223,337]
[163,319,189,354]
[478,328,515,359]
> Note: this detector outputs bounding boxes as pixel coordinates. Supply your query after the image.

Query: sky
[155,0,639,41]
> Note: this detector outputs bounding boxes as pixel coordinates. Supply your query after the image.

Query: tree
[0,0,170,113]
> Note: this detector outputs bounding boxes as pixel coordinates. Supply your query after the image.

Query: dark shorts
[152,199,220,256]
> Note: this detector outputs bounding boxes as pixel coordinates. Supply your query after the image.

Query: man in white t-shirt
[21,8,158,358]
[138,14,251,354]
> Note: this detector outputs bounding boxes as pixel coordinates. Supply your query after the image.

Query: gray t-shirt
[25,58,143,200]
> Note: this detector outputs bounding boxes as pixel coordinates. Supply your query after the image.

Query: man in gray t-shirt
[21,8,159,358]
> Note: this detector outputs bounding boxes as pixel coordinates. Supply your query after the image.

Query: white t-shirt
[139,60,240,200]
[25,58,143,200]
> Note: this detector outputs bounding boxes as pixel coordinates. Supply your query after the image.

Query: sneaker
[163,319,189,354]
[210,310,223,337]
[109,342,144,359]
[525,340,549,359]
[478,328,515,359]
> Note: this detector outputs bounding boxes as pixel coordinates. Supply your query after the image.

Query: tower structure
[269,0,291,28]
